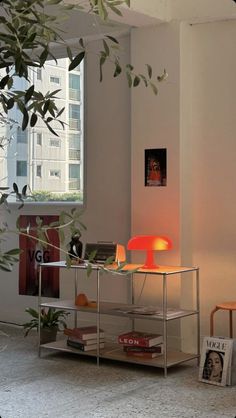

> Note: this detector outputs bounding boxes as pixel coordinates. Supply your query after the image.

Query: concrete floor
[0,324,236,418]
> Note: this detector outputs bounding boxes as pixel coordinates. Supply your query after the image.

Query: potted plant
[23,307,70,344]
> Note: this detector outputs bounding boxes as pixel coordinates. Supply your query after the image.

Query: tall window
[16,161,27,177]
[4,60,84,203]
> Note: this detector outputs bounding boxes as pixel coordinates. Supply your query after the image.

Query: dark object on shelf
[68,234,83,259]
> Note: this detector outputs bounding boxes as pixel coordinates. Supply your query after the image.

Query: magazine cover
[19,215,60,297]
[199,336,233,386]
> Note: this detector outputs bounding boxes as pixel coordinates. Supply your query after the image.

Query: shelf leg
[38,265,42,357]
[131,273,135,331]
[196,268,200,365]
[163,273,167,377]
[96,268,100,367]
[74,269,79,328]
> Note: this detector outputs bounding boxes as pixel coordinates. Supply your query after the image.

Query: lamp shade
[127,235,172,269]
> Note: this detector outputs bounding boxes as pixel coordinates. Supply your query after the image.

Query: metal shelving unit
[38,261,200,376]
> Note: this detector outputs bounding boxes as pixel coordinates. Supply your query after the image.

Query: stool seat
[210,302,236,338]
[215,302,236,310]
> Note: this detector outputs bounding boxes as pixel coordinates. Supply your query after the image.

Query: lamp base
[142,263,159,270]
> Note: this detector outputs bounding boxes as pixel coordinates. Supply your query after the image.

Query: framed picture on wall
[145,148,167,187]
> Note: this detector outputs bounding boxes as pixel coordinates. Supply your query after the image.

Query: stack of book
[64,326,105,352]
[118,331,163,359]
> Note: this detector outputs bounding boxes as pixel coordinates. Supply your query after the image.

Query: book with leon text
[67,339,105,352]
[118,331,163,348]
[64,326,105,340]
[123,343,163,354]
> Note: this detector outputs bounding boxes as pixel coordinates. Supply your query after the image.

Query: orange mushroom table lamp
[127,235,172,269]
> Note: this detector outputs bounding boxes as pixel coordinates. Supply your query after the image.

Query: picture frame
[199,336,234,386]
[145,148,167,187]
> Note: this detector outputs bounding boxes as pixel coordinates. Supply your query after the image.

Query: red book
[67,335,105,346]
[118,331,163,348]
[123,344,163,354]
[64,326,105,340]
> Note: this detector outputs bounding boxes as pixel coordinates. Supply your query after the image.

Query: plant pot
[40,327,58,344]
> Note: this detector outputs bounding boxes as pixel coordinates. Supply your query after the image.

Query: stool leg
[210,307,219,337]
[229,310,233,338]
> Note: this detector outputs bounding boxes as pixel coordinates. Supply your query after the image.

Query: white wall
[131,19,236,348]
[130,23,182,344]
[0,36,131,328]
[188,20,236,337]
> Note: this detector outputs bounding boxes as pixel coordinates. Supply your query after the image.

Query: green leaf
[106,35,119,44]
[103,40,110,56]
[69,52,85,72]
[22,108,29,131]
[30,113,38,127]
[25,85,34,103]
[133,75,140,87]
[0,75,10,89]
[146,64,152,79]
[150,82,158,95]
[13,183,19,194]
[114,63,122,77]
[126,72,132,88]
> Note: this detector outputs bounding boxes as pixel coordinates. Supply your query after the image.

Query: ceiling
[60,0,236,43]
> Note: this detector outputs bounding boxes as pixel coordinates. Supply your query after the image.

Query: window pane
[17,129,28,144]
[17,161,27,176]
[69,134,80,149]
[50,76,60,84]
[36,133,42,145]
[69,74,80,90]
[36,165,41,177]
[49,138,60,147]
[69,164,80,178]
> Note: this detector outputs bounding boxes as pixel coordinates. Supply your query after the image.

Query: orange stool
[210,302,236,338]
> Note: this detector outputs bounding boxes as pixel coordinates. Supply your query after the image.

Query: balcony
[69,119,81,131]
[69,149,80,160]
[69,89,80,101]
[69,179,80,190]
